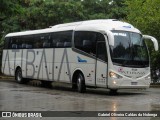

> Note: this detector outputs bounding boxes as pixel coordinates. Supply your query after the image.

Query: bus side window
[97,42,107,62]
[34,34,44,48]
[12,44,17,49]
[64,42,71,47]
[97,33,105,42]
[96,33,107,62]
[52,31,72,48]
[11,37,19,49]
[24,35,34,49]
[42,33,51,48]
[74,31,96,55]
[56,42,64,47]
[43,42,50,48]
[4,37,9,49]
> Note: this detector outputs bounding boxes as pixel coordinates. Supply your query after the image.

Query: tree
[0,0,127,46]
[109,0,127,19]
[0,0,23,67]
[125,0,160,70]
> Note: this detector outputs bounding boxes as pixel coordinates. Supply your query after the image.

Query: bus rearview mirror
[143,35,159,51]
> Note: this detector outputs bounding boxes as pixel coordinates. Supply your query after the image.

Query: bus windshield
[110,31,149,67]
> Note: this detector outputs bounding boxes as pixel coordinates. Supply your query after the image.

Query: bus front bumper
[108,78,150,89]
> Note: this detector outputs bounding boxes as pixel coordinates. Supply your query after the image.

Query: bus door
[96,42,108,87]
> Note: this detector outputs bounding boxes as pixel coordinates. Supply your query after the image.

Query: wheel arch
[72,68,85,84]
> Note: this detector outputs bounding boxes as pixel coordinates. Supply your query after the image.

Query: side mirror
[143,35,159,51]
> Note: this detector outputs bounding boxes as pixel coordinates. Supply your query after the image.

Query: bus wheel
[77,73,86,93]
[15,68,26,84]
[109,89,118,95]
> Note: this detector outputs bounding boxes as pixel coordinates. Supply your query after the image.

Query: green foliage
[125,0,160,69]
[1,0,159,70]
[0,0,126,39]
[0,0,159,81]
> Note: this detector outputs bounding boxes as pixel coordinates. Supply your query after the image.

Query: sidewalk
[150,83,160,88]
[0,75,14,79]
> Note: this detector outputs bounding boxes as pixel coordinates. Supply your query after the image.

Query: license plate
[131,82,137,85]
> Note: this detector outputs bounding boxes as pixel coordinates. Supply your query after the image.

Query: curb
[0,76,14,79]
[150,85,160,88]
[0,76,160,88]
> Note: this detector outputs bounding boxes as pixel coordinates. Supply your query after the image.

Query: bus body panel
[96,60,107,87]
[71,52,96,86]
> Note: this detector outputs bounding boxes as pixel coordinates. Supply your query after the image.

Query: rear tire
[77,73,86,93]
[15,68,28,84]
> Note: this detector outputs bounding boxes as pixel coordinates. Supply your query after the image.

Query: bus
[1,19,159,93]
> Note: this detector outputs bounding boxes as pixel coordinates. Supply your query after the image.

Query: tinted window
[97,33,105,42]
[9,37,19,49]
[97,42,107,62]
[25,35,36,49]
[4,37,10,49]
[6,31,72,49]
[34,34,51,48]
[52,31,72,48]
[74,31,97,55]
[74,32,105,55]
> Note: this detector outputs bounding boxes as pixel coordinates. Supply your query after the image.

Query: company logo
[77,56,87,63]
[120,71,145,75]
[118,67,145,75]
[118,67,123,72]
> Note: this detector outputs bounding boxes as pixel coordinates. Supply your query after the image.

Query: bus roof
[5,19,140,37]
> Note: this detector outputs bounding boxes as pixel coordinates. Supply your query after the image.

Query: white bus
[1,19,159,93]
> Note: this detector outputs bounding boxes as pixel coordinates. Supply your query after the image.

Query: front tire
[77,73,86,93]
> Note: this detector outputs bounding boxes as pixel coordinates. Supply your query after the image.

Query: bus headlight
[145,74,151,80]
[109,71,123,79]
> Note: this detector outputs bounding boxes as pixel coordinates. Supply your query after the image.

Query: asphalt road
[0,79,160,120]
